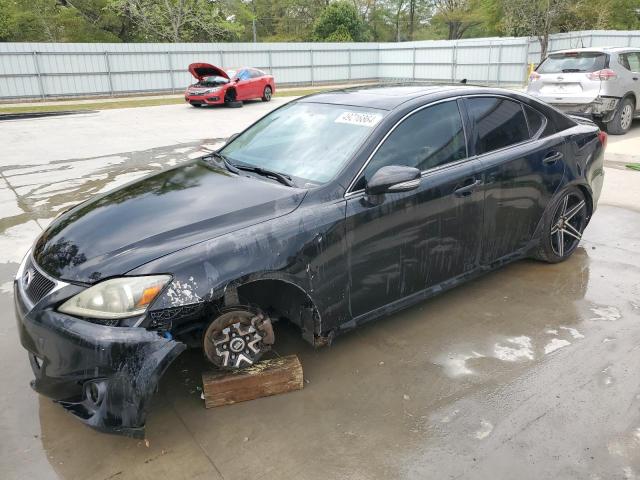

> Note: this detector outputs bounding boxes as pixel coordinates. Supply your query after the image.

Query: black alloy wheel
[533,187,588,263]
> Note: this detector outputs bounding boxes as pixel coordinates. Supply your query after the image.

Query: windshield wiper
[204,151,240,174]
[562,68,582,73]
[203,152,295,187]
[234,164,296,187]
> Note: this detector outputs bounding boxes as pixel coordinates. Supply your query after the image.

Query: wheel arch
[224,86,237,101]
[223,273,327,347]
[575,182,594,221]
[622,91,636,108]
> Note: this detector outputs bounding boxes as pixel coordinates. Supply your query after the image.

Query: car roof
[550,46,639,55]
[297,83,523,111]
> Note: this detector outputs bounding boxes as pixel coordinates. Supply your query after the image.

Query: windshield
[538,52,607,73]
[220,102,386,186]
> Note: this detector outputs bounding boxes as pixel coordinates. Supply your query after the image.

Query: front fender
[133,199,348,333]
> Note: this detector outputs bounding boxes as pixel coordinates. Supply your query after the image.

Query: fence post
[310,50,314,86]
[348,49,352,81]
[486,42,492,85]
[268,50,273,75]
[104,51,114,96]
[523,40,530,86]
[451,41,457,82]
[629,33,633,47]
[166,51,175,93]
[412,47,416,80]
[496,43,503,87]
[220,50,225,68]
[33,51,45,100]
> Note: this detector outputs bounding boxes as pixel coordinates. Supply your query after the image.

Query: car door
[345,99,484,319]
[464,96,567,265]
[249,69,265,98]
[619,51,640,110]
[234,69,252,100]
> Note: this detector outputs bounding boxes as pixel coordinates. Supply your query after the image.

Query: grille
[22,257,56,305]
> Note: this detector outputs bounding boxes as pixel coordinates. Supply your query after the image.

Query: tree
[501,0,567,59]
[431,0,482,40]
[312,1,367,41]
[109,0,242,42]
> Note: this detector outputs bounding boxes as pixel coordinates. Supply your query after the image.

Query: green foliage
[312,1,367,42]
[0,0,637,43]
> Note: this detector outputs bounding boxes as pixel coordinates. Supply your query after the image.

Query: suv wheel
[607,97,635,135]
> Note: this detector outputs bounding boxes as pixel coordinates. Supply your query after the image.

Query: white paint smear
[590,306,622,321]
[544,338,571,354]
[559,326,585,339]
[438,351,484,378]
[475,420,494,440]
[493,336,534,362]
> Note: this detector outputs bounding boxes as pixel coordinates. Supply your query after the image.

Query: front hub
[203,310,274,369]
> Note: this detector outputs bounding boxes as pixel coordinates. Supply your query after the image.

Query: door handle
[633,77,638,81]
[543,151,563,165]
[454,178,482,197]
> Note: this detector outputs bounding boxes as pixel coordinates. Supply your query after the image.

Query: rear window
[538,52,607,74]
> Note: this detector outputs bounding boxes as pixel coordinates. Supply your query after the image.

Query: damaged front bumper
[14,283,185,437]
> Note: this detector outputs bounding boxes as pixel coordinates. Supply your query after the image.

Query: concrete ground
[0,98,639,480]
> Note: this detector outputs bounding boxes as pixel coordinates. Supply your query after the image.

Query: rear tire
[262,86,273,102]
[607,97,634,135]
[531,187,588,263]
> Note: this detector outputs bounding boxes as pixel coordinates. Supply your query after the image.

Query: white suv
[527,47,640,134]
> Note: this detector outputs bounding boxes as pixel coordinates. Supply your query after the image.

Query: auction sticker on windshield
[335,111,383,127]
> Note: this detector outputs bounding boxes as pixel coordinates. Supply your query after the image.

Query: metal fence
[1,30,639,101]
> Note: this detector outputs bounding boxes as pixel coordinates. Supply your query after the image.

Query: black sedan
[14,85,606,436]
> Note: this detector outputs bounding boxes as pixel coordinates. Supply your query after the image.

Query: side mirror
[365,165,421,196]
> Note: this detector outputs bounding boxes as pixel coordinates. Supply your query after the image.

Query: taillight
[587,69,617,81]
[529,71,541,82]
[598,130,608,149]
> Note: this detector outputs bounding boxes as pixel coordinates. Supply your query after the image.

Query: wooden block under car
[202,355,303,408]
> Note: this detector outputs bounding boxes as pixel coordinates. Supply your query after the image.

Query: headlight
[58,275,171,320]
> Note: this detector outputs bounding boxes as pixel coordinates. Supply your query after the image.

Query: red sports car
[185,63,275,108]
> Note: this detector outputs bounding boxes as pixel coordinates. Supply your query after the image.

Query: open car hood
[188,63,229,81]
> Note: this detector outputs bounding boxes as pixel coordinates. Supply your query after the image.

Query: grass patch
[0,87,332,115]
[626,163,640,171]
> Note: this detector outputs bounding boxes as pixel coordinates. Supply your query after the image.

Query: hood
[33,161,305,283]
[188,63,229,81]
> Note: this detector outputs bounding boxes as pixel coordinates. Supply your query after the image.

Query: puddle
[0,138,226,239]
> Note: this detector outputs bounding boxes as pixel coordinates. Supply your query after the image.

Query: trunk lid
[527,51,608,104]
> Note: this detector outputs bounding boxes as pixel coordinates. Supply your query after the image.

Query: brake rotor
[203,310,274,369]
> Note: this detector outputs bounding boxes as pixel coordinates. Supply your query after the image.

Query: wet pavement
[1,102,639,480]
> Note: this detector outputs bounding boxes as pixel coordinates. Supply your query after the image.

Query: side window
[524,105,547,137]
[619,54,631,71]
[627,52,640,72]
[237,69,250,80]
[363,101,467,182]
[467,97,529,154]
